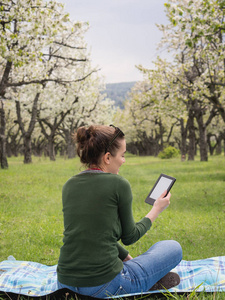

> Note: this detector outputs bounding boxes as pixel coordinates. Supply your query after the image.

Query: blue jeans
[57,240,182,298]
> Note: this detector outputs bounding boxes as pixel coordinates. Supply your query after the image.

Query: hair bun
[76,127,87,144]
[86,126,97,138]
[76,126,97,145]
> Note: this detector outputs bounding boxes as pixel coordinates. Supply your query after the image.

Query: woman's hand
[123,254,133,262]
[153,190,171,212]
[145,190,171,223]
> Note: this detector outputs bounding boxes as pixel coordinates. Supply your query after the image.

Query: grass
[0,154,225,299]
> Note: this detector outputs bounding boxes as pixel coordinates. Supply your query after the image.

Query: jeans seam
[92,282,111,298]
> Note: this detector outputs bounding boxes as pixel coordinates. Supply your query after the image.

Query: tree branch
[7,69,98,88]
[42,54,87,62]
[205,81,225,87]
[53,41,86,50]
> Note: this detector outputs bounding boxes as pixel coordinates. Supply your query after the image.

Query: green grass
[0,154,225,299]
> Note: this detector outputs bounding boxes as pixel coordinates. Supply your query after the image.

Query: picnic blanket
[0,256,225,298]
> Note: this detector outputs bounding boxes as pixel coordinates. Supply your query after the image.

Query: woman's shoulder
[106,173,131,189]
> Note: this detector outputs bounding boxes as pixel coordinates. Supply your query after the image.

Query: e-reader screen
[145,174,176,205]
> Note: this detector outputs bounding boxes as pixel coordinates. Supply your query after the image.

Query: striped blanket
[0,256,225,297]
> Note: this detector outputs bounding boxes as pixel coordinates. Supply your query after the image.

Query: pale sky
[61,0,168,83]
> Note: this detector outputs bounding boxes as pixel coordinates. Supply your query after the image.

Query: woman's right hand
[145,190,171,223]
[153,190,171,213]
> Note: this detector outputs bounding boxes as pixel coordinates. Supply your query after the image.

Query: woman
[57,124,182,298]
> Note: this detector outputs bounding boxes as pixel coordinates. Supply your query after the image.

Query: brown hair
[75,125,125,167]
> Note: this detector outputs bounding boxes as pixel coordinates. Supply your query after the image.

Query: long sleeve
[117,177,152,245]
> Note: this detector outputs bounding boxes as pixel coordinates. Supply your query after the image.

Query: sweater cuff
[117,242,129,261]
[141,217,152,230]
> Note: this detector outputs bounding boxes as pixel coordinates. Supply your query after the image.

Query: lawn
[0,154,225,299]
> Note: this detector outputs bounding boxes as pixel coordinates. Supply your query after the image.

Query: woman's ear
[103,152,111,165]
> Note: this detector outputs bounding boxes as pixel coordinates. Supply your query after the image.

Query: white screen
[150,177,173,200]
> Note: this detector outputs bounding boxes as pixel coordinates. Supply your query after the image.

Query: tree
[158,0,225,121]
[0,0,71,168]
[131,0,224,161]
[7,20,94,163]
[0,100,8,167]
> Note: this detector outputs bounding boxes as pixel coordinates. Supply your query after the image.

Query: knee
[158,240,182,262]
[169,240,183,262]
[145,240,182,264]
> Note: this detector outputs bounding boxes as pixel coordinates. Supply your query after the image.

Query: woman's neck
[88,164,103,171]
[88,167,102,171]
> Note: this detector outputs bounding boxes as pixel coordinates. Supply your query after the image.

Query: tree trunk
[63,129,75,159]
[0,60,13,168]
[0,100,8,169]
[6,140,12,157]
[187,110,195,161]
[6,125,21,157]
[207,134,213,156]
[159,119,164,152]
[154,137,160,157]
[216,133,222,155]
[67,140,75,159]
[0,61,12,98]
[38,111,70,161]
[207,133,218,156]
[48,137,56,161]
[23,135,32,164]
[216,139,221,155]
[16,93,40,164]
[224,137,225,156]
[196,114,208,161]
[180,118,187,161]
[193,98,217,161]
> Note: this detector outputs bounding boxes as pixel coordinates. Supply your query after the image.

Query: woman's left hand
[123,254,133,261]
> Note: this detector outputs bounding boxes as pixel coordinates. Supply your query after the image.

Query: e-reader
[145,173,176,205]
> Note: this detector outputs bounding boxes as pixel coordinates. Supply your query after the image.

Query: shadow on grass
[0,290,222,300]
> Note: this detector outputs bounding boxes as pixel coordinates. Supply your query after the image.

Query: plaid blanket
[0,256,225,297]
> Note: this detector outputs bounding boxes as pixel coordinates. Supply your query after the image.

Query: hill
[104,81,136,108]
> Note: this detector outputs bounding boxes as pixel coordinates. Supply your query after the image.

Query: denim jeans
[57,240,182,298]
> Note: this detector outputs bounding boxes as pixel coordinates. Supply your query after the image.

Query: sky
[61,0,169,84]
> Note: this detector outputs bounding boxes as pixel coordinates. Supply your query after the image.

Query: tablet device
[145,173,176,205]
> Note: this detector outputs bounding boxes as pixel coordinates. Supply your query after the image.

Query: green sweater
[57,172,152,287]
